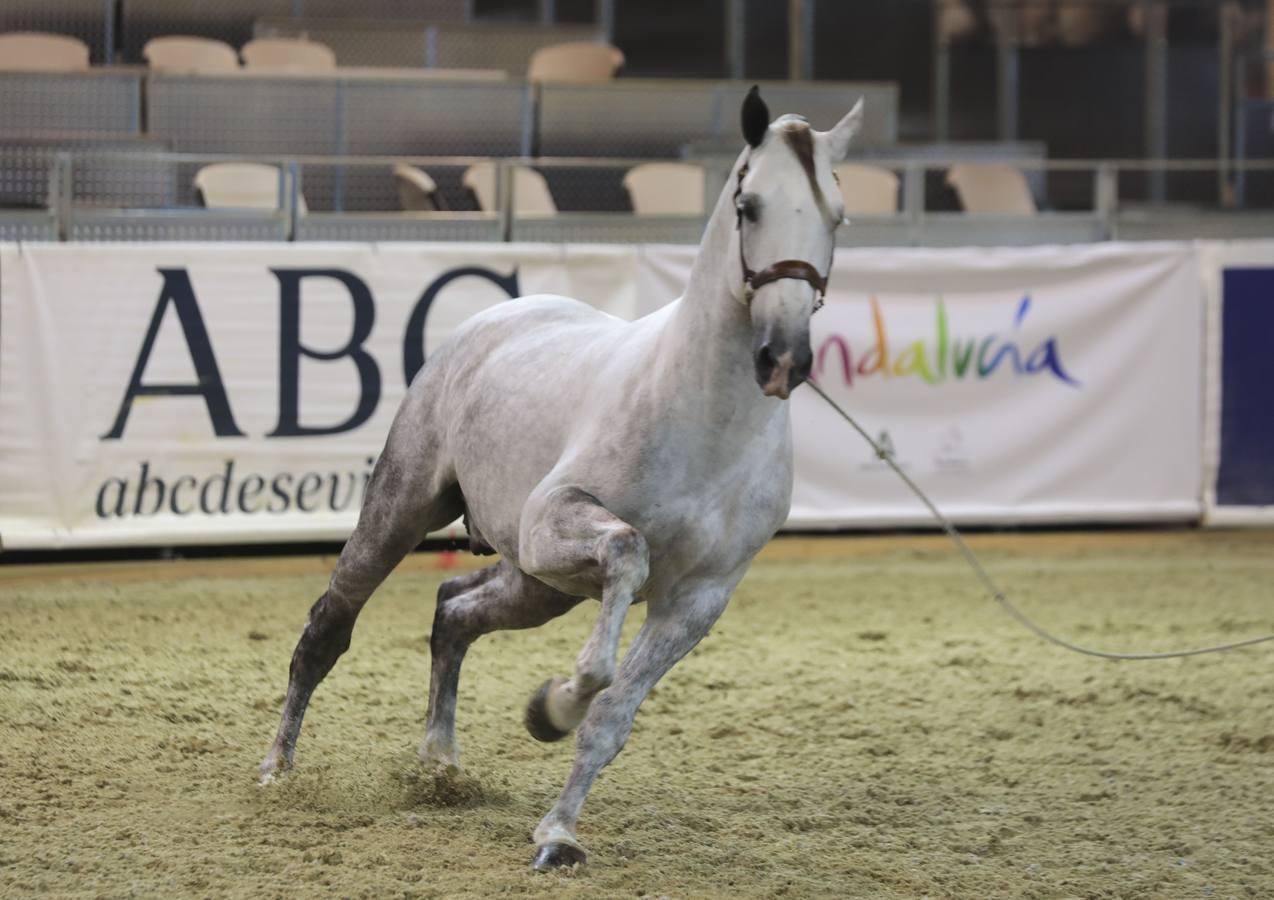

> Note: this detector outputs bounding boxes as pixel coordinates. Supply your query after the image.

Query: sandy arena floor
[1,530,1273,898]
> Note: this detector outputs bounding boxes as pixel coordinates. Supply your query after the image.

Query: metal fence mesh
[0,211,57,241]
[68,210,288,242]
[296,214,500,242]
[512,215,705,244]
[0,72,140,135]
[342,81,531,157]
[0,139,176,209]
[300,0,470,21]
[538,81,722,157]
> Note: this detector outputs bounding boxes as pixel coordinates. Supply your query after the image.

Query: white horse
[259,87,864,869]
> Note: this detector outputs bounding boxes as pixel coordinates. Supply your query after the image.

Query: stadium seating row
[0,30,623,83]
[191,159,1032,218]
[0,0,474,64]
[252,19,611,73]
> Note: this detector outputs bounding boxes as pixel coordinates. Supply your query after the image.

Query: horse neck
[658,156,764,405]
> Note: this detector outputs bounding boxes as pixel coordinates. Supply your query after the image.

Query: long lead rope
[805,380,1274,660]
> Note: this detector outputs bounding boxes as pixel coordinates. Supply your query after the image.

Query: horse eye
[737,197,759,222]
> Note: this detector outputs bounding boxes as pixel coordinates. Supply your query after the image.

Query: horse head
[733,87,863,399]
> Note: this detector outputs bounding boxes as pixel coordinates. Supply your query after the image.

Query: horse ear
[823,98,864,161]
[741,85,770,148]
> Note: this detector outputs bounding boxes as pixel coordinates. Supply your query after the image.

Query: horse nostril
[755,342,777,378]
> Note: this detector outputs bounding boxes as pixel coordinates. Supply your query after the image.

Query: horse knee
[599,525,649,592]
[520,488,648,591]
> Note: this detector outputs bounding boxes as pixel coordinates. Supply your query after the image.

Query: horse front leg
[530,580,735,870]
[519,486,650,745]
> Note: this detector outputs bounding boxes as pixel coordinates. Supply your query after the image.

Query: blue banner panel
[1218,268,1274,506]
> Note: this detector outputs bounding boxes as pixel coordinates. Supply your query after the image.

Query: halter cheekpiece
[733,159,833,313]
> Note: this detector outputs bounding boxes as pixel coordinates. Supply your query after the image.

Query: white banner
[0,243,638,548]
[0,241,1202,549]
[648,241,1204,527]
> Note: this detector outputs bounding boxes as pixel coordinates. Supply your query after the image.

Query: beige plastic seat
[1020,3,1055,45]
[392,164,448,212]
[833,163,900,215]
[194,163,307,212]
[527,41,624,82]
[0,32,90,72]
[936,0,980,42]
[240,38,337,73]
[463,162,556,216]
[143,36,239,74]
[945,164,1038,215]
[1056,4,1109,46]
[622,162,705,216]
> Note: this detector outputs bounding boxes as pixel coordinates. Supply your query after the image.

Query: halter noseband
[733,160,834,313]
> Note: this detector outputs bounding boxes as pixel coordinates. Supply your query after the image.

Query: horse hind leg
[258,450,462,783]
[422,560,582,769]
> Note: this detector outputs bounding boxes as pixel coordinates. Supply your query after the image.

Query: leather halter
[733,159,834,312]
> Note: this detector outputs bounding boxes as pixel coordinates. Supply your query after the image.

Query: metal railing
[1233,48,1274,207]
[6,151,1274,245]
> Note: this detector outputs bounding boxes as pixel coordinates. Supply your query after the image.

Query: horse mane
[779,118,831,220]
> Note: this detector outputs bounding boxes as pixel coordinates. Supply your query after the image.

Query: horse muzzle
[754,340,812,400]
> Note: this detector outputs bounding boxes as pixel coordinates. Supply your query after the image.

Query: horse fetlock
[552,678,597,727]
[419,731,461,770]
[532,818,582,850]
[257,747,292,785]
[525,676,590,742]
[571,647,615,694]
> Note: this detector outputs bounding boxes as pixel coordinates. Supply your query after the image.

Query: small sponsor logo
[934,425,972,473]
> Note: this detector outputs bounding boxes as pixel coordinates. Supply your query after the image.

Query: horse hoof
[532,841,587,871]
[524,678,570,743]
[419,738,461,772]
[257,754,289,786]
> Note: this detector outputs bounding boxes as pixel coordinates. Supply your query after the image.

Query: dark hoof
[524,678,570,743]
[532,841,587,871]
